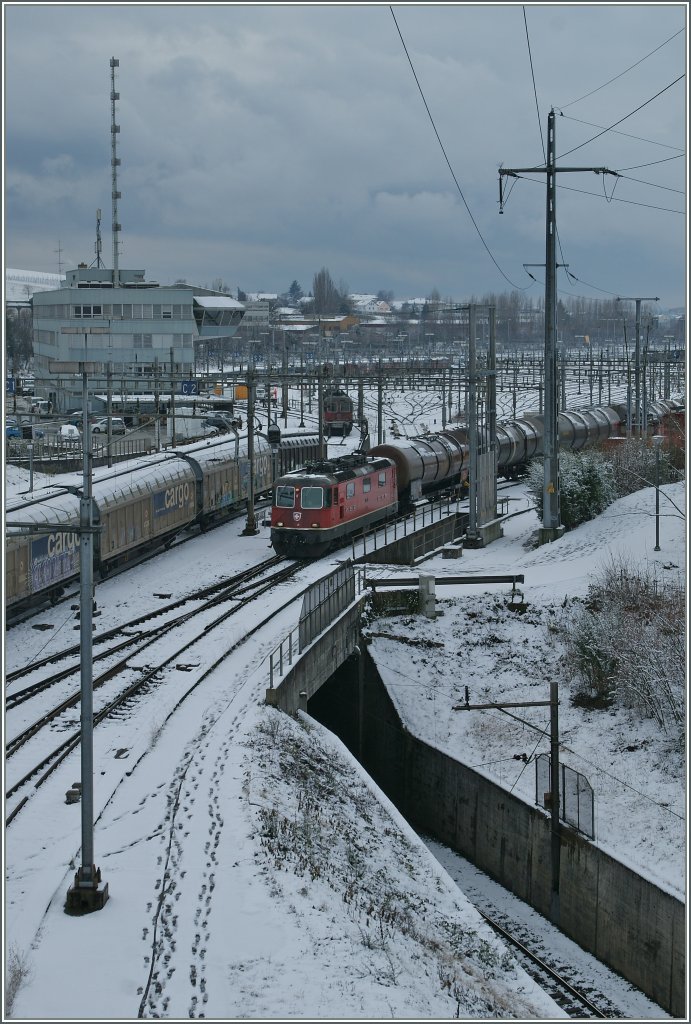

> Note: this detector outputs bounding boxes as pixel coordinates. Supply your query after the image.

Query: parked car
[91,416,126,435]
[6,422,21,439]
[202,413,241,433]
[68,411,96,427]
[31,399,52,415]
[59,424,81,441]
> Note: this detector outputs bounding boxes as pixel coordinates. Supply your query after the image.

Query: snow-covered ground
[3,380,685,1019]
[365,480,686,895]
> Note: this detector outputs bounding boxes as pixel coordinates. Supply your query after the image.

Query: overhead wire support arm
[498,165,620,211]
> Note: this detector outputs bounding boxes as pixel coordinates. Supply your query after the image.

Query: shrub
[5,944,31,1015]
[527,450,616,530]
[563,554,685,737]
[605,437,677,498]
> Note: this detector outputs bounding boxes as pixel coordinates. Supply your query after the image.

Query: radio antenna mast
[54,239,64,276]
[90,208,105,268]
[110,56,122,285]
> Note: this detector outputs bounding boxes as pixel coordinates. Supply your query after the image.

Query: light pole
[55,327,110,913]
[653,435,663,551]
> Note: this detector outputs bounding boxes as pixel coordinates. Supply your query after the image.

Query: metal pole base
[538,525,566,546]
[242,524,260,536]
[65,866,109,914]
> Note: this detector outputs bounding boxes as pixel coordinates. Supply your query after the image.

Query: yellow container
[234,384,248,400]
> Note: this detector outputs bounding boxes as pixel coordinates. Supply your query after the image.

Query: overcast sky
[3,3,687,309]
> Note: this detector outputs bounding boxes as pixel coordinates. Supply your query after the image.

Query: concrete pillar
[419,574,436,619]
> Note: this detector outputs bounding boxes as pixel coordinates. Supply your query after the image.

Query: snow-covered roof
[5,267,66,301]
[194,296,244,309]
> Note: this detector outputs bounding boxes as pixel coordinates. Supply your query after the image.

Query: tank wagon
[6,433,325,615]
[270,400,682,557]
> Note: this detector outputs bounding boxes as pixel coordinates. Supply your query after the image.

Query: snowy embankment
[366,480,686,896]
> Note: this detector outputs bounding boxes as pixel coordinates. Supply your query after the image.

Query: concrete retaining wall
[353,647,685,1018]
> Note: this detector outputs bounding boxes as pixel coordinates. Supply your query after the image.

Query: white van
[60,424,81,441]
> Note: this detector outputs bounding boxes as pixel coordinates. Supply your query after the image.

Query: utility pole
[106,362,113,468]
[242,368,259,536]
[466,305,478,543]
[453,681,561,923]
[616,297,659,436]
[500,109,619,543]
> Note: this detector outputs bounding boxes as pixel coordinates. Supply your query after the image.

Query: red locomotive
[323,388,354,436]
[270,454,398,557]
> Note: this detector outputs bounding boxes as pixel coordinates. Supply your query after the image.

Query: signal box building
[31,266,245,411]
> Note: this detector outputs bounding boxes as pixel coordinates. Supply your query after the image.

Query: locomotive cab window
[378,472,387,487]
[276,485,295,508]
[363,478,371,493]
[301,487,324,509]
[346,482,355,499]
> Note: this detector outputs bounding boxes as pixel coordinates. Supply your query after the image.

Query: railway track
[6,554,287,692]
[5,557,308,822]
[479,909,612,1018]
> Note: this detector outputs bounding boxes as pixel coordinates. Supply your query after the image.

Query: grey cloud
[4,3,686,307]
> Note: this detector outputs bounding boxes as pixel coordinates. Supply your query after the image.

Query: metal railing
[352,492,467,559]
[268,563,367,690]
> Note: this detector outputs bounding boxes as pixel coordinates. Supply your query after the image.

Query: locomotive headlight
[311,523,319,528]
[276,521,284,527]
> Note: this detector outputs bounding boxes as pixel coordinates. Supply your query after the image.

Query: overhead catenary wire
[515,173,684,215]
[389,5,529,291]
[556,26,685,110]
[614,154,685,172]
[522,6,546,164]
[613,174,685,195]
[556,112,685,153]
[556,74,685,160]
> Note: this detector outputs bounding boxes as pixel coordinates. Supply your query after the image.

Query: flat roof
[194,296,244,309]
